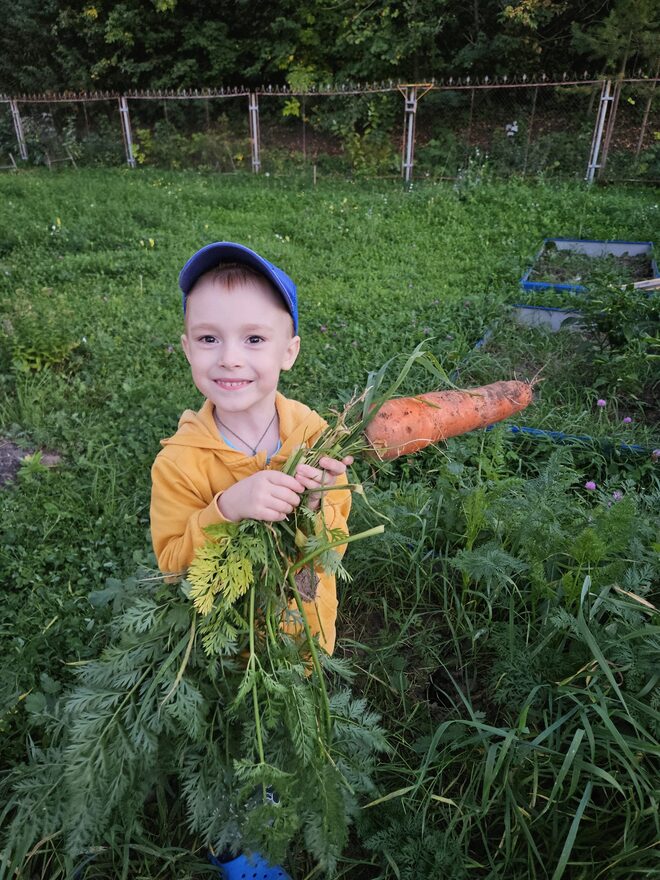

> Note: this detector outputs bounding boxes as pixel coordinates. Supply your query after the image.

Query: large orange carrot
[365,380,534,460]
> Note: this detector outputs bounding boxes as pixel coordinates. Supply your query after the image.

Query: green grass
[0,169,658,879]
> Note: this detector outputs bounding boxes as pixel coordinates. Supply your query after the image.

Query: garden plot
[520,237,657,293]
[513,237,657,332]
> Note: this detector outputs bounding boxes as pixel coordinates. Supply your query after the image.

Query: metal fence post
[401,85,418,183]
[400,84,433,184]
[9,100,28,161]
[249,92,261,173]
[118,96,136,168]
[585,79,612,183]
[597,78,622,179]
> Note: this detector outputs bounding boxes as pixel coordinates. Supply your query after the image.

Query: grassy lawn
[1,169,658,879]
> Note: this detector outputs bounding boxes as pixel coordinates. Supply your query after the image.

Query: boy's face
[181,272,300,423]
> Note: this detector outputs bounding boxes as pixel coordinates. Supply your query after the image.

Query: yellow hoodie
[150,392,351,655]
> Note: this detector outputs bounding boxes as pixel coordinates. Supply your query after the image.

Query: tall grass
[346,442,659,879]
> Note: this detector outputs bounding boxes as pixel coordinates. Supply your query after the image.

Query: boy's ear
[281,334,301,371]
[180,333,192,364]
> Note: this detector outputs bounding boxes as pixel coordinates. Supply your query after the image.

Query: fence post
[401,86,418,184]
[597,78,622,179]
[249,92,261,173]
[118,96,136,168]
[9,100,28,161]
[585,79,612,183]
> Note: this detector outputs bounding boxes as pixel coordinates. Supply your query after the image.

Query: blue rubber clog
[208,851,291,880]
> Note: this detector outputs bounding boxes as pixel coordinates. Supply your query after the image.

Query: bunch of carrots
[265,342,535,674]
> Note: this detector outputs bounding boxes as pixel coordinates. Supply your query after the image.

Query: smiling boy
[150,242,353,658]
[150,243,352,877]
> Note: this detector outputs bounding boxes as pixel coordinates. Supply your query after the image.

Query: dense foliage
[0,170,658,878]
[0,0,658,94]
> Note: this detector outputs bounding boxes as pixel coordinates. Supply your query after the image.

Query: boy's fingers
[267,470,306,493]
[261,508,289,521]
[317,456,348,475]
[296,470,323,488]
[295,463,322,479]
[261,501,294,519]
[297,456,353,479]
[270,486,302,508]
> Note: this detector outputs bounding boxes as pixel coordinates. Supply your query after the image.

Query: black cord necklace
[214,409,278,456]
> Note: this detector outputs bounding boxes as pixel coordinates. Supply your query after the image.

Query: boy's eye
[199,335,217,344]
[247,335,264,344]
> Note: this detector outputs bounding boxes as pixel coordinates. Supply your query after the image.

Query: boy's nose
[218,340,243,368]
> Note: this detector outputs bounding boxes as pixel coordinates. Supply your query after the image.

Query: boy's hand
[218,470,307,522]
[294,455,354,512]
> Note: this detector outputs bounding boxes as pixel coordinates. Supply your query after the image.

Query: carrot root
[365,380,534,460]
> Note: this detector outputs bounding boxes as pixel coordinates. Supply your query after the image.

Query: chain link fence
[1,77,658,182]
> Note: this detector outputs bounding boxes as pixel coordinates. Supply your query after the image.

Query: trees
[571,0,660,74]
[0,0,62,93]
[0,1,657,95]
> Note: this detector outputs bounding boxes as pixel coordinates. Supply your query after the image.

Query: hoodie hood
[160,392,327,469]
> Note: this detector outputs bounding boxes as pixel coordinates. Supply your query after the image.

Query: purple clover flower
[596,399,606,407]
[584,481,597,491]
[612,490,623,502]
[622,416,632,424]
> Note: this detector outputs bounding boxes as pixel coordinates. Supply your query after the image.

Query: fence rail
[1,75,658,183]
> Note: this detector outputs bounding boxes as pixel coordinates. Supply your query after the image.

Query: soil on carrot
[529,248,653,285]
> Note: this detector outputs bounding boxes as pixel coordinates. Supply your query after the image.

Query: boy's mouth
[214,379,252,391]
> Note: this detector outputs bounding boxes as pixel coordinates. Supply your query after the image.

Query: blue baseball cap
[179,241,298,333]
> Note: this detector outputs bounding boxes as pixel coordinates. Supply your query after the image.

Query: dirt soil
[530,249,653,284]
[0,439,62,486]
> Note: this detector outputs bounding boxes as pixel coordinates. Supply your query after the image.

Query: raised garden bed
[519,237,657,293]
[514,237,657,332]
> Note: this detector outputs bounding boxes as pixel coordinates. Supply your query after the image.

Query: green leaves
[188,523,255,617]
[284,682,317,764]
[1,489,388,878]
[450,542,528,592]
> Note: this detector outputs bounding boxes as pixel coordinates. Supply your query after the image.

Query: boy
[150,241,353,879]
